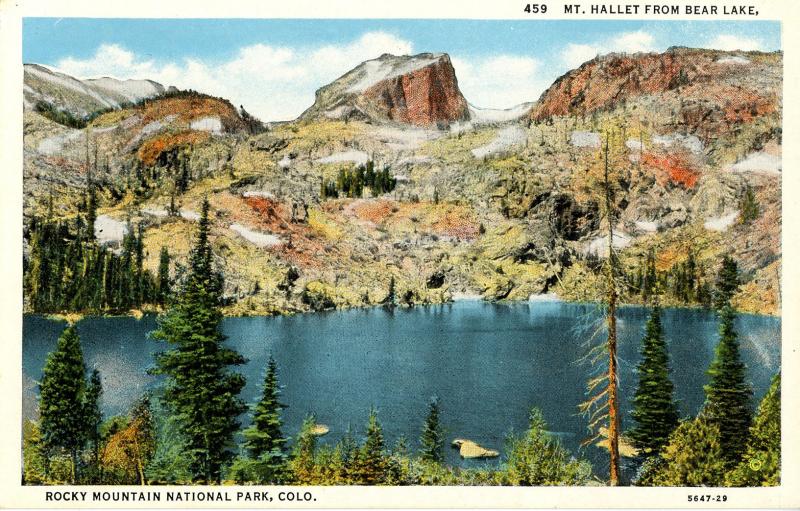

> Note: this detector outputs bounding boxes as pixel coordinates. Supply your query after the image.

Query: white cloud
[56,32,415,122]
[561,30,657,69]
[451,54,546,108]
[706,34,764,51]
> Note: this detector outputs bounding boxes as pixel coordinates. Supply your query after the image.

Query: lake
[22,301,780,473]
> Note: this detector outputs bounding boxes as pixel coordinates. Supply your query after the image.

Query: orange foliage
[140,97,244,131]
[137,130,209,166]
[641,152,700,189]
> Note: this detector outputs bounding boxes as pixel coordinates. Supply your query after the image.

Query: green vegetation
[321,160,397,199]
[420,398,444,463]
[629,306,680,456]
[151,199,247,483]
[38,325,93,483]
[703,305,753,462]
[24,216,162,313]
[233,356,289,484]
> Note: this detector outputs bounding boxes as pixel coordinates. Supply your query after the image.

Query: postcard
[0,0,797,508]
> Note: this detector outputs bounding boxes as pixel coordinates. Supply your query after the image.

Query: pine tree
[726,372,780,486]
[39,325,88,483]
[629,306,679,456]
[703,305,753,462]
[157,247,171,304]
[420,397,444,463]
[84,369,103,482]
[714,256,739,310]
[242,356,288,483]
[151,198,247,483]
[358,409,388,484]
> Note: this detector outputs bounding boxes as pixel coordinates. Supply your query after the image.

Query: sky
[23,19,781,122]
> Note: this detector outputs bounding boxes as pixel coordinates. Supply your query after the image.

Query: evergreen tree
[39,325,88,483]
[241,356,288,483]
[385,276,396,306]
[714,256,739,310]
[648,417,727,486]
[420,397,444,463]
[738,185,760,224]
[703,305,753,462]
[726,372,780,486]
[84,369,103,481]
[157,247,171,304]
[151,198,247,483]
[290,415,318,484]
[358,409,388,484]
[629,306,679,455]
[505,408,592,486]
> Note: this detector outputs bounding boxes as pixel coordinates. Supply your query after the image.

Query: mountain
[23,63,169,118]
[21,48,783,317]
[300,52,470,126]
[530,47,781,129]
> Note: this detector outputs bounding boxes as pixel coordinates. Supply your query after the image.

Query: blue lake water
[22,301,780,473]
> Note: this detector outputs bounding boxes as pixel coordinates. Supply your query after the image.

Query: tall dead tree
[578,131,621,486]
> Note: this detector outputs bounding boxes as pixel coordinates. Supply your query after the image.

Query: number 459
[523,4,547,13]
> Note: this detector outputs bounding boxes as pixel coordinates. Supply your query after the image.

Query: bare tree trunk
[604,136,621,486]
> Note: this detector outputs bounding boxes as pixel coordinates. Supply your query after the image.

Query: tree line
[24,200,778,486]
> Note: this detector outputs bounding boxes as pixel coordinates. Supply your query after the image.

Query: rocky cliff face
[301,53,470,126]
[530,47,782,130]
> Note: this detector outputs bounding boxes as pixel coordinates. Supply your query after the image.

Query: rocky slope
[23,63,169,117]
[300,53,470,126]
[21,48,783,316]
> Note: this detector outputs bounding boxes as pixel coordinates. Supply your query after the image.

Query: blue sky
[23,18,781,121]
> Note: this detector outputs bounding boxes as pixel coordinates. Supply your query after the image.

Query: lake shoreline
[27,292,781,323]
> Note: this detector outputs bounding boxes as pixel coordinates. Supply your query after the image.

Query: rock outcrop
[530,47,781,128]
[301,53,470,126]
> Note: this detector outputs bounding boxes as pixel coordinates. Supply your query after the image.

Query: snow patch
[190,116,222,133]
[315,150,369,165]
[704,211,739,232]
[717,56,751,65]
[142,208,199,221]
[528,293,561,302]
[471,126,526,158]
[94,215,128,246]
[625,139,644,151]
[469,103,532,124]
[230,223,282,247]
[242,191,275,199]
[570,131,601,148]
[729,151,781,174]
[652,133,704,154]
[278,154,292,169]
[86,77,163,102]
[37,130,83,155]
[635,220,659,233]
[347,54,444,93]
[374,125,440,151]
[585,232,632,256]
[451,292,483,301]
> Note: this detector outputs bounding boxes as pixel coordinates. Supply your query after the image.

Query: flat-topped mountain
[300,52,470,126]
[530,47,781,126]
